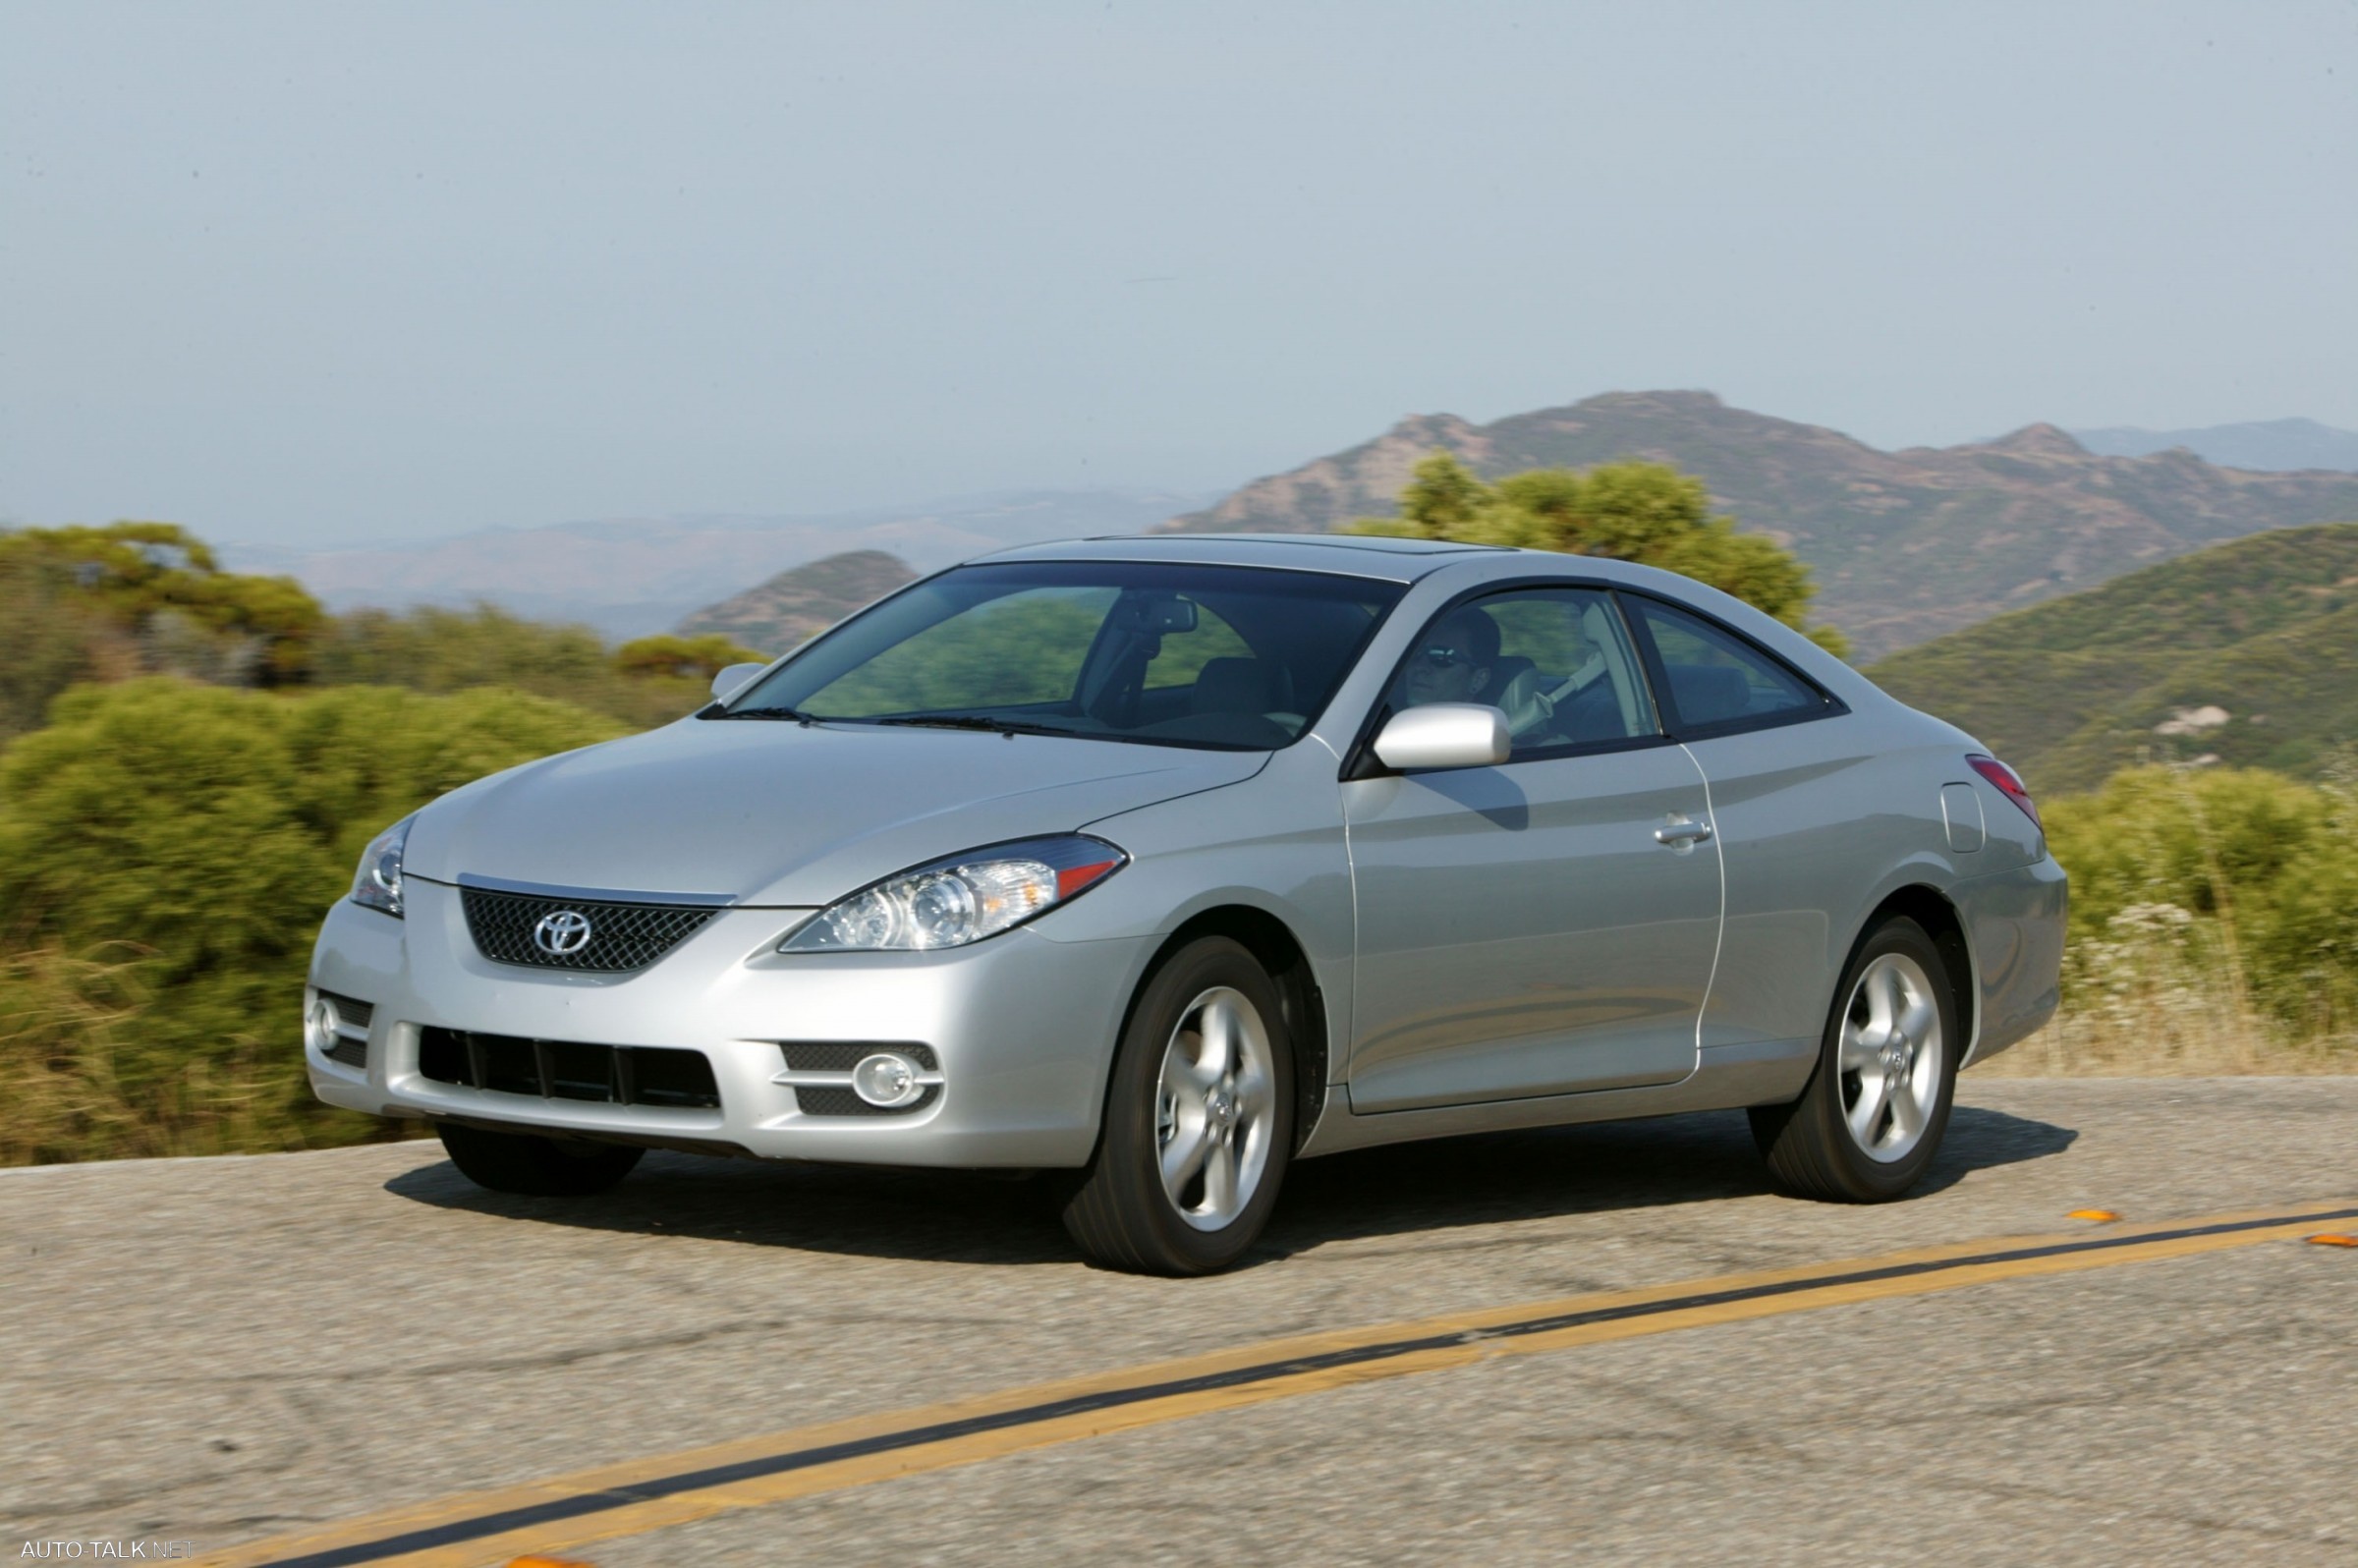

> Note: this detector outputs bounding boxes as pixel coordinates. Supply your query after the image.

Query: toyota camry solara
[307,533,2065,1273]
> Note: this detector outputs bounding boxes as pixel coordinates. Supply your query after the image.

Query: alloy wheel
[1835,952,1945,1163]
[1153,985,1279,1231]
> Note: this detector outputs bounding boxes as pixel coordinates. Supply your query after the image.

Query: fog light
[306,997,338,1055]
[852,1051,924,1108]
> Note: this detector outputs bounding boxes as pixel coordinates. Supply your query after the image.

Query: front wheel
[1750,916,1959,1203]
[1061,937,1295,1274]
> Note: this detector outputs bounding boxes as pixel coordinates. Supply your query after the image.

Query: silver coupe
[307,534,2065,1273]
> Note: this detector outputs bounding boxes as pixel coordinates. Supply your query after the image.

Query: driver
[1395,606,1499,709]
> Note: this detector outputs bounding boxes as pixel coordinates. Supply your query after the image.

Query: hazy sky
[5,1,2354,546]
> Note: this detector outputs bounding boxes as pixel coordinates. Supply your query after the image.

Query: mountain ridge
[1163,391,2358,658]
[2068,418,2358,473]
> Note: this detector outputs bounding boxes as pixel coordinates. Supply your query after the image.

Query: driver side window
[1398,588,1659,756]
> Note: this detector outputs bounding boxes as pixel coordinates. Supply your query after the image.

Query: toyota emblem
[533,909,594,957]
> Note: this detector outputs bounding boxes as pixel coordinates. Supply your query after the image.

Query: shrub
[0,680,625,1161]
[310,603,718,729]
[2043,765,2358,1044]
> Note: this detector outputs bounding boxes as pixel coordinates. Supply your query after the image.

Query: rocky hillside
[1865,523,2358,792]
[677,549,919,655]
[1166,391,2358,659]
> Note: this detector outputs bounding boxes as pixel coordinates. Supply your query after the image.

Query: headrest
[1493,663,1549,738]
[1191,657,1272,715]
[1485,654,1536,695]
[1667,664,1750,726]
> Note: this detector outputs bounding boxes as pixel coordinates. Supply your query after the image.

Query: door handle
[1655,818,1713,846]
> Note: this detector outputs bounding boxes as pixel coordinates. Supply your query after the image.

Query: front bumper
[304,878,1148,1167]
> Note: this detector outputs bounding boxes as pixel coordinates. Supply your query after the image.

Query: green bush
[612,631,769,681]
[0,521,325,686]
[2045,765,2358,1039]
[0,680,625,1162]
[0,552,110,745]
[311,603,717,729]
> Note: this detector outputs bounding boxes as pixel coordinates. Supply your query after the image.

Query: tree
[1349,452,1850,656]
[612,632,769,681]
[0,521,326,684]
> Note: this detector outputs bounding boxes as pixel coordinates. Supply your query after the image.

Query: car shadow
[382,1103,2077,1270]
[1261,1102,2075,1259]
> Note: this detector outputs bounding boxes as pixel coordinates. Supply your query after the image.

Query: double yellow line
[200,1199,2358,1568]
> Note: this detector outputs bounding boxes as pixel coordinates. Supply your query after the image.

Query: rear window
[1624,595,1826,731]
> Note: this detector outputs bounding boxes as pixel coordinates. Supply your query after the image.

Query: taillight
[1967,755,2040,829]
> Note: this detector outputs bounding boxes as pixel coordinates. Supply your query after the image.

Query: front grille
[460,888,718,973]
[418,1027,721,1109]
[776,1042,941,1117]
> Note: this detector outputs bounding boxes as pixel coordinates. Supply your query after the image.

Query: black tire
[436,1121,644,1197]
[1061,937,1295,1275]
[1750,916,1960,1203]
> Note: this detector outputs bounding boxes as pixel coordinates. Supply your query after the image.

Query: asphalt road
[4,1077,2354,1566]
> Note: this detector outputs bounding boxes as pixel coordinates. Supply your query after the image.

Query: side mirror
[1373,703,1511,771]
[710,661,767,701]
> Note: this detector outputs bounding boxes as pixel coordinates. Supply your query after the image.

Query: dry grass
[1984,1016,2357,1077]
[0,944,371,1165]
[1978,904,2357,1077]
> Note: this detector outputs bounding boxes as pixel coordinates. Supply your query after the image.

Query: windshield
[718,560,1405,750]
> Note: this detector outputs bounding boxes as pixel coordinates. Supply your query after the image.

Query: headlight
[781,835,1127,953]
[350,816,413,918]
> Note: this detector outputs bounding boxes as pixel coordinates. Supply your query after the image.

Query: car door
[1617,591,1875,1052]
[1342,586,1723,1113]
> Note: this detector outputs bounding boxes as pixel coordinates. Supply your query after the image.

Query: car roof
[967,531,1508,583]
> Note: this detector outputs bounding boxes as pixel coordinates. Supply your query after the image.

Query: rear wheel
[1061,937,1295,1274]
[436,1122,644,1197]
[1750,916,1958,1202]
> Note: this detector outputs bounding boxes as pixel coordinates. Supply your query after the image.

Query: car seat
[1485,656,1547,737]
[1191,657,1273,716]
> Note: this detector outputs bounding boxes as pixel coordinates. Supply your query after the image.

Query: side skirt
[1295,1036,1817,1159]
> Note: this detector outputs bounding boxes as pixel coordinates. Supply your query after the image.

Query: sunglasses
[1415,645,1477,670]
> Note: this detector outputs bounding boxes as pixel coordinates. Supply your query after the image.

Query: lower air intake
[418,1027,720,1110]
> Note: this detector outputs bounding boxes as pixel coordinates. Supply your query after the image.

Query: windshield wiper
[870,714,1070,737]
[711,704,813,722]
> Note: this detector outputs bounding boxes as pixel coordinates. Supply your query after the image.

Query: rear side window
[1623,595,1829,734]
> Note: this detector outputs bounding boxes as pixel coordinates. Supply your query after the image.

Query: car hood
[403,718,1266,906]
